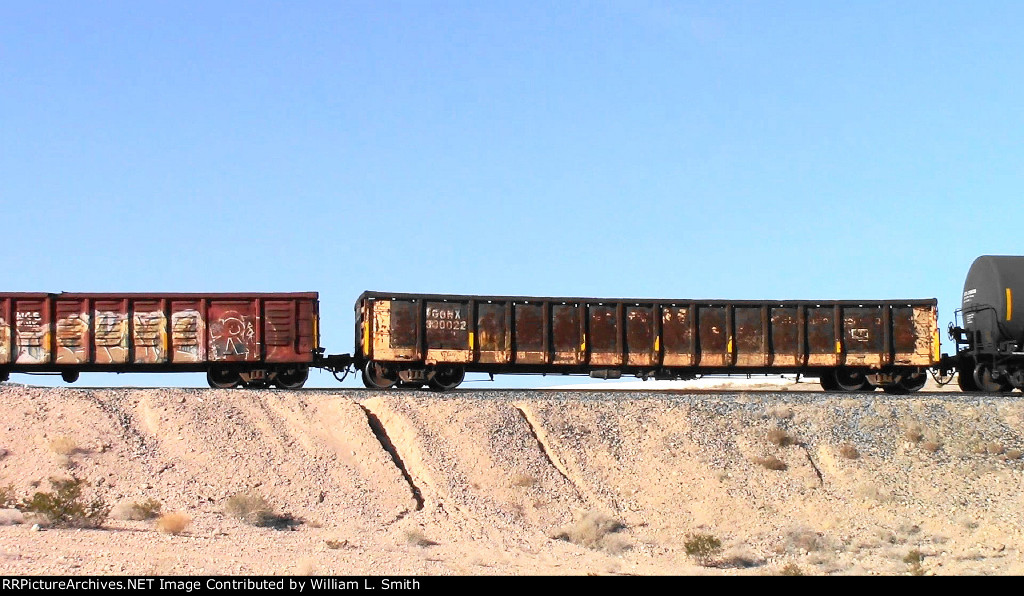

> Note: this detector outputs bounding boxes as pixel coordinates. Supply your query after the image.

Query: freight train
[0,256,1020,393]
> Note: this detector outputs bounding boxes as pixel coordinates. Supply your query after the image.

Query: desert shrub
[839,444,860,459]
[155,512,191,535]
[0,485,15,509]
[904,424,924,443]
[780,563,804,576]
[684,533,723,565]
[921,441,942,453]
[20,477,108,528]
[1005,449,1022,460]
[753,456,787,471]
[405,530,438,547]
[511,474,537,488]
[986,442,1005,456]
[48,436,78,456]
[111,498,163,521]
[325,539,350,550]
[552,512,627,553]
[224,492,302,529]
[904,549,925,575]
[767,429,794,447]
[786,529,824,552]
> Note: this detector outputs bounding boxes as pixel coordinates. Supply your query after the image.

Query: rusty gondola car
[0,292,319,389]
[354,291,940,393]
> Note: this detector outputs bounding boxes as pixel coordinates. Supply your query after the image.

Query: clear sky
[2,1,1022,388]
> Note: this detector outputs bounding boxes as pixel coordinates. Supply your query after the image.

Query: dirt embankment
[1,384,1023,575]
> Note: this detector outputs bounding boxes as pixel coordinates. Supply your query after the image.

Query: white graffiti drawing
[133,311,167,362]
[210,311,254,358]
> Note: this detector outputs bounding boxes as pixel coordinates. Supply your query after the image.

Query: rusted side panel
[514,303,545,364]
[94,300,129,364]
[842,306,884,367]
[770,307,800,367]
[132,300,167,364]
[0,298,10,365]
[807,307,838,367]
[625,306,656,367]
[588,304,622,367]
[892,305,937,365]
[170,300,205,363]
[662,306,694,366]
[15,298,51,364]
[698,306,728,367]
[370,299,418,362]
[207,299,257,362]
[551,303,582,365]
[734,306,767,367]
[262,298,315,364]
[476,302,509,364]
[424,300,472,364]
[55,299,90,365]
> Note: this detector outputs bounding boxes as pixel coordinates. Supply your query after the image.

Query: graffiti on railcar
[56,312,91,363]
[210,311,256,359]
[171,309,205,361]
[15,311,50,364]
[0,317,8,363]
[95,311,129,363]
[133,311,168,363]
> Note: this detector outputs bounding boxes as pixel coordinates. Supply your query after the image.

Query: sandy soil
[0,380,1022,576]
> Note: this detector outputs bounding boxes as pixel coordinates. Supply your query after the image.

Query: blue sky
[2,1,1022,387]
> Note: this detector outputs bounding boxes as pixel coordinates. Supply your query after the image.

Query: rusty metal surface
[357,291,938,375]
[0,292,318,373]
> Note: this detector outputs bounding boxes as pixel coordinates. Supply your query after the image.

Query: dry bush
[405,530,438,547]
[921,441,942,453]
[986,442,1005,456]
[780,562,804,576]
[48,436,79,456]
[325,539,351,550]
[770,406,794,420]
[786,529,824,553]
[20,477,108,528]
[510,474,536,488]
[903,549,925,575]
[0,509,24,526]
[767,429,794,447]
[155,512,191,535]
[839,444,860,459]
[295,558,316,576]
[0,485,15,509]
[224,492,302,529]
[111,498,163,521]
[753,456,787,471]
[552,511,627,553]
[1005,449,1023,460]
[904,424,924,443]
[684,533,723,565]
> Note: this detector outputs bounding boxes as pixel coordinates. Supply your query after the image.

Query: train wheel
[275,367,308,390]
[819,372,838,391]
[883,371,927,394]
[362,361,398,389]
[427,366,465,392]
[61,371,80,384]
[957,368,979,391]
[833,368,870,392]
[973,364,1012,393]
[208,368,242,389]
